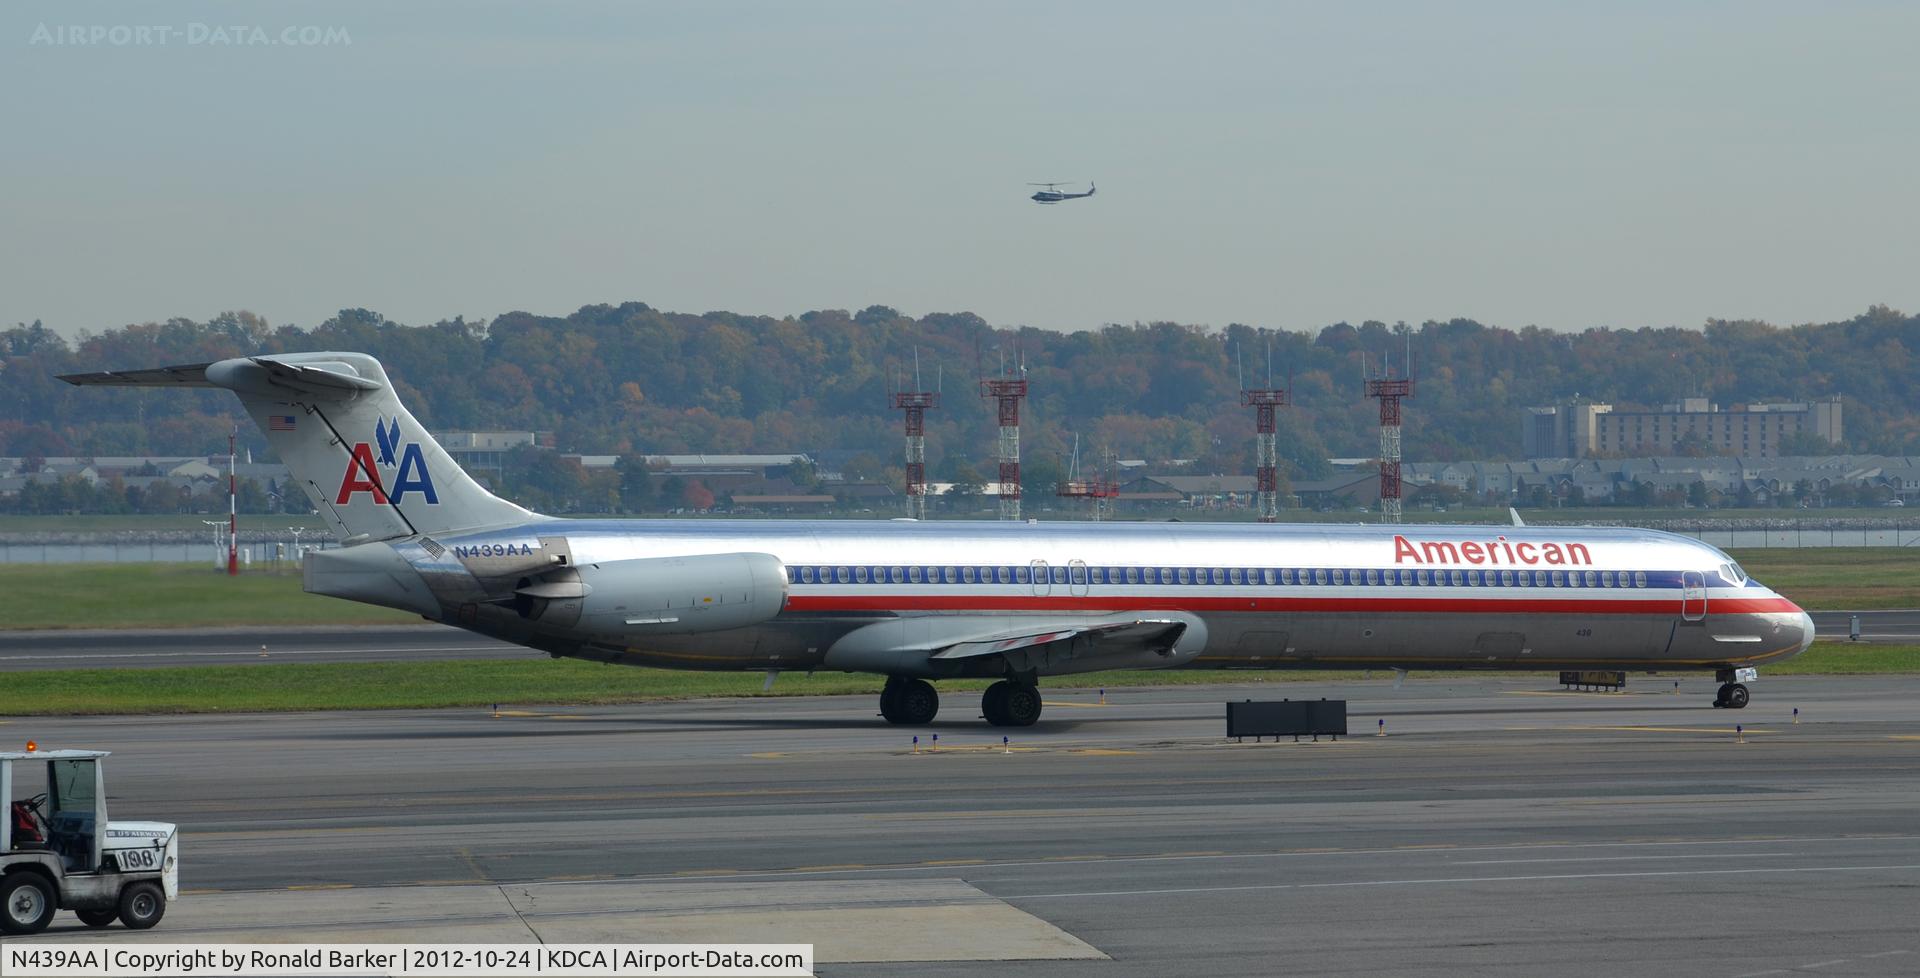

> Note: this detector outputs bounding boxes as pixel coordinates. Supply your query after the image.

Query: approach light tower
[980,368,1028,521]
[1056,436,1119,521]
[226,426,239,575]
[1239,342,1290,523]
[889,354,940,520]
[1363,349,1414,525]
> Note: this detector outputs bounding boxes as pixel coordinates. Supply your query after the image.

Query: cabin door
[1680,570,1707,622]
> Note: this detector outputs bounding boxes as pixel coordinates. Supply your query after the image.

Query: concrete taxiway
[7,674,1920,975]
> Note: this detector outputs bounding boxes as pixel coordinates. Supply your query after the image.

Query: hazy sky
[5,1,1917,339]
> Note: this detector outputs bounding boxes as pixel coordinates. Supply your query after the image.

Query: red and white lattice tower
[1363,355,1414,524]
[1240,387,1289,523]
[889,386,939,520]
[226,426,239,575]
[979,375,1028,521]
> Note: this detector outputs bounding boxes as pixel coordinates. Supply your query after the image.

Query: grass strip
[0,642,1910,717]
[1725,548,1920,610]
[0,563,417,630]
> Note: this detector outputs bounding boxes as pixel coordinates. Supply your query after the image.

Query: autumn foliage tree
[6,303,1915,482]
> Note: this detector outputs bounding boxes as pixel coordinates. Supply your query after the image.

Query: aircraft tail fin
[62,353,543,544]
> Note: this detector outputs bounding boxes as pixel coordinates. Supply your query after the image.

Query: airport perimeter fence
[1667,524,1920,549]
[0,540,340,564]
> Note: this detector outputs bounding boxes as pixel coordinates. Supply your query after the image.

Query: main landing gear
[877,676,1043,727]
[880,677,939,725]
[1711,667,1754,709]
[981,679,1042,727]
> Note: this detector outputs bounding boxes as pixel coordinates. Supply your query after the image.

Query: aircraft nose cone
[1796,610,1816,655]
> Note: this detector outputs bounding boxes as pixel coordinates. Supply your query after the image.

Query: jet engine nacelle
[515,552,787,636]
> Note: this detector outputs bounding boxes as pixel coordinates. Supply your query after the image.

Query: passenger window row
[787,565,1657,589]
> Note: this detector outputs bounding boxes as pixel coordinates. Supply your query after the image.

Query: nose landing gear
[1711,667,1756,709]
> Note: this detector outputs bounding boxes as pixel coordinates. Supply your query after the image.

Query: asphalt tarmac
[1,609,1915,674]
[7,675,1919,976]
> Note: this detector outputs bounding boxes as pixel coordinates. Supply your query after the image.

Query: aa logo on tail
[336,416,438,505]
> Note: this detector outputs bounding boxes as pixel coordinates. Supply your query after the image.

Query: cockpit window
[1722,562,1746,583]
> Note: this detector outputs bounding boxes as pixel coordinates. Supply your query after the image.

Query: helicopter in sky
[1028,181,1096,204]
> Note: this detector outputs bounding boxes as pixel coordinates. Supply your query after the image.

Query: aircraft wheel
[983,680,1041,726]
[1,873,56,935]
[1723,683,1750,710]
[981,681,1011,725]
[118,881,166,930]
[1001,683,1043,727]
[883,679,938,725]
[77,908,118,928]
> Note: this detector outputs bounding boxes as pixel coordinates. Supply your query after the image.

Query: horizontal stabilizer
[60,356,381,398]
[247,357,384,394]
[58,362,218,388]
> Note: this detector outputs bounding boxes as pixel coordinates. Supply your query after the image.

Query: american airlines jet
[63,353,1814,725]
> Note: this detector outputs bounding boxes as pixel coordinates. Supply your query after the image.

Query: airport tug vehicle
[2,746,177,935]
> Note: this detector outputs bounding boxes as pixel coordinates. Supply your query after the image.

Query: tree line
[3,303,1912,490]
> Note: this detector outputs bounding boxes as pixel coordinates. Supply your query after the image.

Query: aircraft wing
[931,619,1188,660]
[824,613,1204,674]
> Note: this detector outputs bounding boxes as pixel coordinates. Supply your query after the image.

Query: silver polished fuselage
[358,518,1813,678]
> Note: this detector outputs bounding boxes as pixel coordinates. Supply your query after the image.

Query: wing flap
[931,619,1186,660]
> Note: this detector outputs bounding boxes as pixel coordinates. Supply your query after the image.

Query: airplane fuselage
[338,517,1812,677]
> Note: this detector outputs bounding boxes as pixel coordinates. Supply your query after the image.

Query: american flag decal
[268,415,296,431]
